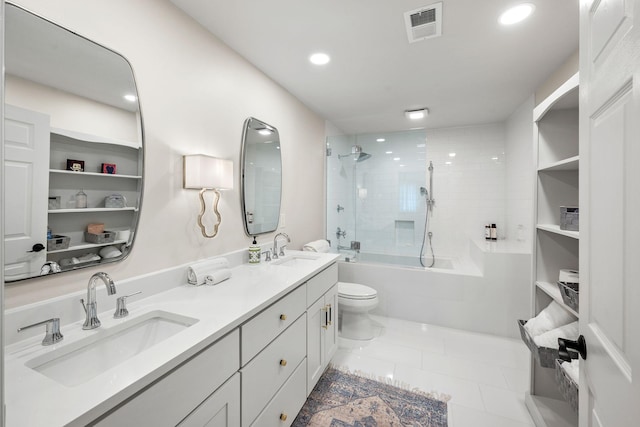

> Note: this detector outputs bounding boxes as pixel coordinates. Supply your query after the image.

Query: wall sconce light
[405,108,429,120]
[183,154,233,238]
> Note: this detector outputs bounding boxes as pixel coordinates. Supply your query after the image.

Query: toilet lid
[338,282,377,300]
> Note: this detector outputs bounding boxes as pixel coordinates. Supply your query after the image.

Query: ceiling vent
[404,3,442,43]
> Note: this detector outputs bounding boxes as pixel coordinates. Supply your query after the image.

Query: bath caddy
[517,319,561,368]
[555,359,579,412]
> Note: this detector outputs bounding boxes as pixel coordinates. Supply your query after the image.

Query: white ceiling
[171,0,579,135]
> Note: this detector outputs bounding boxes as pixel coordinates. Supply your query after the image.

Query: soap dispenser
[248,236,261,264]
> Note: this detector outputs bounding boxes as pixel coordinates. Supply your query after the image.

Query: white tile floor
[332,315,535,427]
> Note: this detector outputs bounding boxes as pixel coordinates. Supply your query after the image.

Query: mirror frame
[3,3,145,283]
[240,117,282,236]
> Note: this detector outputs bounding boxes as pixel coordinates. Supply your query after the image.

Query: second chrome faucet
[81,272,117,330]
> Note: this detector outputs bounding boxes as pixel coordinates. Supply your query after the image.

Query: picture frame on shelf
[66,159,84,172]
[102,163,117,174]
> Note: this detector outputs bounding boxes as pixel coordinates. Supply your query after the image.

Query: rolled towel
[303,240,330,253]
[205,268,232,285]
[187,257,230,285]
[562,359,579,384]
[533,321,579,348]
[524,301,575,337]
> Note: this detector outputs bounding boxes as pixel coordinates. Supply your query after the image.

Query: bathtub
[337,241,532,339]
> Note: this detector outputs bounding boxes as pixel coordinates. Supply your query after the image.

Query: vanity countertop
[4,250,339,427]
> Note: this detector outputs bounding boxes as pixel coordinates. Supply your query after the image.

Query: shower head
[338,145,372,162]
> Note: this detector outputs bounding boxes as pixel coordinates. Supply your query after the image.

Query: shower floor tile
[335,315,534,427]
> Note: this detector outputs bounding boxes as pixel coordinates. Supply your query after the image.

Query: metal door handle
[558,335,587,361]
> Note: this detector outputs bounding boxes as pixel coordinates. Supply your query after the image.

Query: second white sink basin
[272,253,321,267]
[26,310,198,387]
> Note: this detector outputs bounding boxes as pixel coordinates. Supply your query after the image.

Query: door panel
[580,0,640,425]
[4,104,50,280]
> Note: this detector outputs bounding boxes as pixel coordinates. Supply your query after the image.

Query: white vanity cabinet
[306,264,339,394]
[92,330,240,427]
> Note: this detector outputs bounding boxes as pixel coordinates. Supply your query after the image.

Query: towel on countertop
[524,301,575,337]
[533,321,579,349]
[187,257,230,285]
[562,359,580,384]
[303,240,330,253]
[205,268,232,286]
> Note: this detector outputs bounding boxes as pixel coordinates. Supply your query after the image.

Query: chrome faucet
[81,272,117,330]
[272,232,290,259]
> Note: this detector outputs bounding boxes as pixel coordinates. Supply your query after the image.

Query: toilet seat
[338,282,377,300]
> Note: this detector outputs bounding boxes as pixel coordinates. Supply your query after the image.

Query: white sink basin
[272,253,321,267]
[26,310,198,387]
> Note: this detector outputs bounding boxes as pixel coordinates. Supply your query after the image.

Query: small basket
[555,359,579,412]
[557,281,579,311]
[84,231,116,244]
[560,206,579,231]
[47,235,70,251]
[517,319,559,368]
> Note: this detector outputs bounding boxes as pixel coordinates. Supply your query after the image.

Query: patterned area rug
[293,366,449,427]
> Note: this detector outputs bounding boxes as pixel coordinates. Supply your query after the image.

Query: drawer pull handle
[280,413,288,421]
[328,304,332,325]
[280,314,287,321]
[280,359,287,366]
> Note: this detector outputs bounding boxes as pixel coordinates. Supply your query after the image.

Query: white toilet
[338,282,379,340]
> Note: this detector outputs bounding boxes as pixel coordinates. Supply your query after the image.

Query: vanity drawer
[241,314,306,427]
[241,284,306,365]
[250,358,307,427]
[94,329,239,427]
[306,263,338,307]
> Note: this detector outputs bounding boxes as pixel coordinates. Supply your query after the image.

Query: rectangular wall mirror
[3,3,145,282]
[240,117,282,235]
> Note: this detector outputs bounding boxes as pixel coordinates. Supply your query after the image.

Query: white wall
[5,0,326,308]
[505,95,535,245]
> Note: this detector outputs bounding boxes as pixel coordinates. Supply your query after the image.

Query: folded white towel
[303,240,330,253]
[561,359,579,384]
[205,268,232,286]
[524,301,575,337]
[533,321,579,349]
[187,257,230,285]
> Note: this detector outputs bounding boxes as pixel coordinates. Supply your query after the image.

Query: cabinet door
[306,296,326,395]
[178,373,240,427]
[324,284,338,363]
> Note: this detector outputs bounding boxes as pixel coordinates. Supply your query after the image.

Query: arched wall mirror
[3,3,144,283]
[241,117,282,236]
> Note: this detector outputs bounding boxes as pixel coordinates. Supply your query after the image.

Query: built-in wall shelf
[47,239,127,254]
[49,207,138,214]
[525,394,578,427]
[51,126,141,149]
[538,156,579,172]
[530,71,579,426]
[50,169,142,180]
[537,224,579,240]
[535,281,578,318]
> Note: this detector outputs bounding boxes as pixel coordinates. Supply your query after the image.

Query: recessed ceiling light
[393,157,400,161]
[449,152,456,157]
[445,161,452,165]
[258,129,273,136]
[377,138,386,142]
[499,3,535,25]
[491,156,499,160]
[123,94,137,102]
[309,52,330,65]
[417,143,426,148]
[405,108,429,120]
[385,151,393,154]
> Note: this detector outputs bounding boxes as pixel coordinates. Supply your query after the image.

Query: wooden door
[4,104,50,280]
[580,0,640,424]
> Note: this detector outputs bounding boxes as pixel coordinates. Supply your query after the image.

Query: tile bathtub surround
[333,315,534,427]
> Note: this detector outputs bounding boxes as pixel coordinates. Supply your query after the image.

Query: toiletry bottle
[490,223,497,241]
[248,236,261,264]
[485,224,491,240]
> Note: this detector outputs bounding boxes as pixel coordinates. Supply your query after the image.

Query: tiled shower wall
[327,123,507,260]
